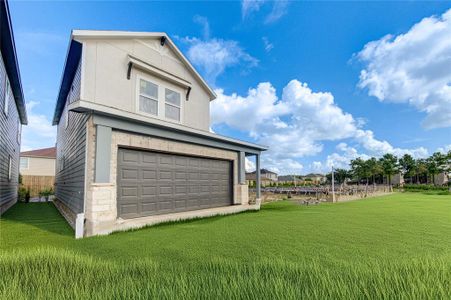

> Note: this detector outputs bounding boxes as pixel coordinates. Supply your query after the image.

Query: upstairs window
[137,76,182,123]
[4,78,10,116]
[139,79,158,116]
[165,88,181,121]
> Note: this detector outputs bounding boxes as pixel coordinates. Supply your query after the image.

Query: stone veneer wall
[84,118,250,236]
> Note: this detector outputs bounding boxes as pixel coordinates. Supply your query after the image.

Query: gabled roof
[52,30,217,125]
[21,147,56,158]
[0,0,27,124]
[247,168,278,175]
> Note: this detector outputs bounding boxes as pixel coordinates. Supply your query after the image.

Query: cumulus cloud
[21,101,56,151]
[437,144,451,154]
[179,17,258,84]
[212,80,429,174]
[357,8,451,129]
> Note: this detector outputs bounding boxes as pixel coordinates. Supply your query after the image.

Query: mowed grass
[0,193,450,299]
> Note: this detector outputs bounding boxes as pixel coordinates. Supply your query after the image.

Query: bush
[18,187,30,203]
[403,184,448,192]
[39,187,54,202]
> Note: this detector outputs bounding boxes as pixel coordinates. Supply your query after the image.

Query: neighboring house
[0,0,27,215]
[433,172,448,186]
[303,173,327,184]
[246,169,278,182]
[52,30,267,237]
[20,147,56,197]
[383,173,404,186]
[20,147,56,176]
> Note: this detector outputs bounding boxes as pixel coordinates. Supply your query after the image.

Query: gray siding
[0,51,21,214]
[55,61,88,214]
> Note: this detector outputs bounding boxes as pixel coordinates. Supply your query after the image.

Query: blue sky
[10,1,451,174]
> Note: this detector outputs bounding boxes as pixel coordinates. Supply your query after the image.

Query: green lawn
[1,193,450,299]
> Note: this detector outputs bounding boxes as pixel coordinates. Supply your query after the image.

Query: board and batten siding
[0,51,21,214]
[55,61,88,214]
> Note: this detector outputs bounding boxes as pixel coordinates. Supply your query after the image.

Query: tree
[379,154,399,186]
[350,158,371,184]
[427,152,447,184]
[326,168,351,185]
[399,154,415,183]
[414,159,428,184]
[366,157,383,185]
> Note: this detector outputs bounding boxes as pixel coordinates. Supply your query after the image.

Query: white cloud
[180,17,258,84]
[21,101,56,151]
[437,144,451,154]
[193,15,210,39]
[241,0,289,23]
[357,8,451,129]
[355,129,428,158]
[265,1,289,24]
[262,37,274,52]
[212,80,429,174]
[241,0,265,19]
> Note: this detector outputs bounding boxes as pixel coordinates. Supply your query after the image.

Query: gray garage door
[117,148,232,219]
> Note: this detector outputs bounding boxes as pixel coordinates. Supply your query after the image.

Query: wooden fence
[21,175,55,197]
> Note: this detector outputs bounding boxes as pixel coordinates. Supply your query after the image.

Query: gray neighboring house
[53,30,267,237]
[0,0,27,215]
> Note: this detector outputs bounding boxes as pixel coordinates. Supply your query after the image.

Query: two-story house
[52,30,267,237]
[0,0,27,215]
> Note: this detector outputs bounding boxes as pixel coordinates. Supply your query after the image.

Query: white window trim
[20,157,29,170]
[135,74,183,124]
[65,102,69,130]
[8,156,12,181]
[4,77,10,116]
[17,120,21,144]
[164,87,182,122]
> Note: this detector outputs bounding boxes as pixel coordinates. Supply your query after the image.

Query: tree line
[326,151,451,185]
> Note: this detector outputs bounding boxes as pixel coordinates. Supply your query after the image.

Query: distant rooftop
[20,147,56,158]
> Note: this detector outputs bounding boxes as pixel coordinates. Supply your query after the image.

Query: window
[8,156,12,181]
[139,79,158,116]
[4,78,10,115]
[165,88,181,121]
[20,157,29,170]
[65,109,69,129]
[136,77,183,122]
[17,120,21,144]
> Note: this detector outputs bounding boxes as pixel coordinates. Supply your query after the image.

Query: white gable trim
[72,30,217,101]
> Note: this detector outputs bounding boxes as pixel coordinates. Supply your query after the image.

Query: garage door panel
[120,203,139,215]
[159,171,173,180]
[118,148,232,219]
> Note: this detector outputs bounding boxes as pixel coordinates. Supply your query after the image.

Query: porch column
[238,151,246,184]
[94,125,112,183]
[256,153,261,199]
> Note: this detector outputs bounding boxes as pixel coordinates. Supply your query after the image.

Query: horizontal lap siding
[55,61,88,214]
[0,51,21,214]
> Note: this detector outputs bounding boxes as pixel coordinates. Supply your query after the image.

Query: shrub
[18,187,29,203]
[403,184,448,192]
[39,187,54,202]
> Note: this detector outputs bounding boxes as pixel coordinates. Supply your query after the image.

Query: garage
[117,148,233,219]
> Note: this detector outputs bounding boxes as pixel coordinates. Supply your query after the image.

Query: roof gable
[20,147,56,158]
[72,30,216,100]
